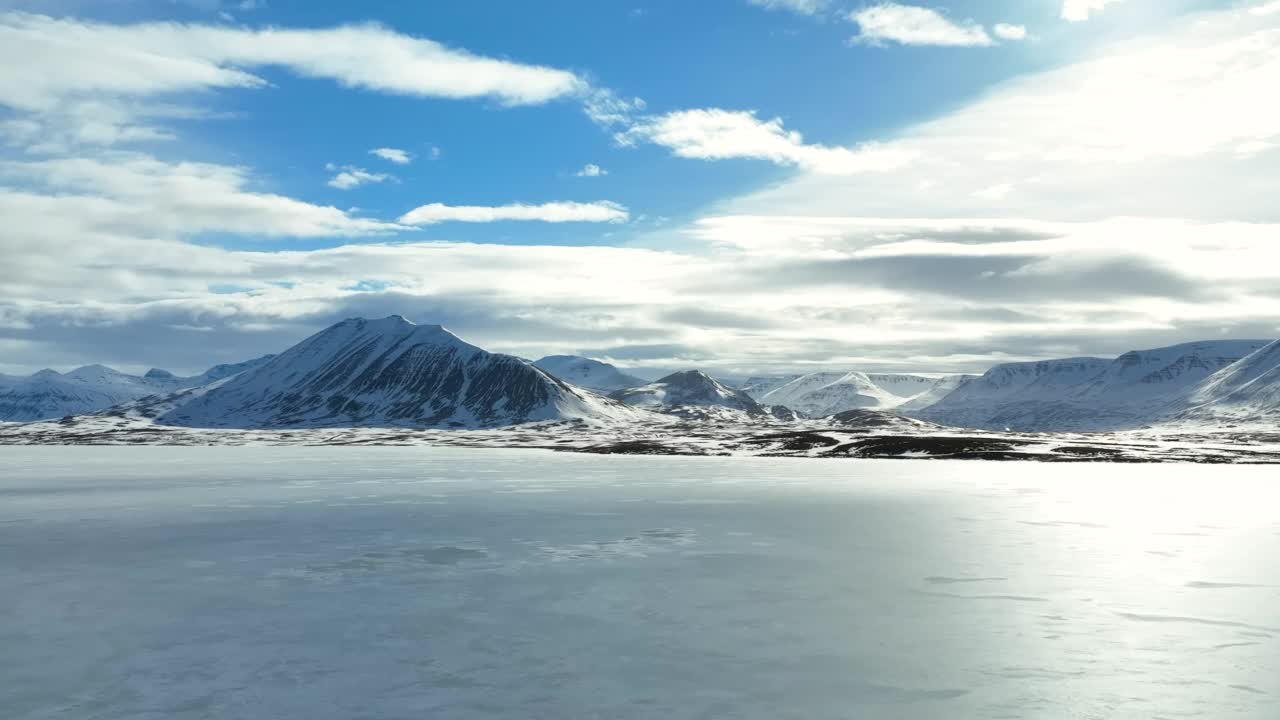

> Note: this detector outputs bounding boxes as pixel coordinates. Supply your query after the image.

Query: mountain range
[918,340,1271,431]
[755,371,972,418]
[0,356,273,422]
[609,370,776,420]
[3,317,1279,433]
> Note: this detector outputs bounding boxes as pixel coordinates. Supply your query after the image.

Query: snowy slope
[160,316,649,429]
[918,340,1270,431]
[1170,340,1280,425]
[0,366,164,421]
[533,355,646,393]
[892,375,975,413]
[753,372,972,418]
[0,356,273,422]
[761,372,905,417]
[737,375,802,399]
[865,374,942,398]
[609,370,768,416]
[1074,341,1268,403]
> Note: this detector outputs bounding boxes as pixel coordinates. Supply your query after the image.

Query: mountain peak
[533,355,645,393]
[611,369,764,415]
[658,369,716,385]
[66,364,124,379]
[159,320,643,428]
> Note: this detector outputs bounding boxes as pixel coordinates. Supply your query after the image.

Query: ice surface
[3,448,1279,719]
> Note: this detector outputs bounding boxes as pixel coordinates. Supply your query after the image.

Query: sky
[2,0,1279,376]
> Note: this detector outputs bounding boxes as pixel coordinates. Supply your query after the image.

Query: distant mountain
[160,316,647,429]
[609,370,769,418]
[195,356,278,383]
[761,372,899,417]
[1170,340,1280,426]
[758,371,968,418]
[892,375,973,413]
[13,328,1280,433]
[533,355,645,393]
[0,356,273,422]
[826,409,944,432]
[737,375,802,399]
[918,340,1271,431]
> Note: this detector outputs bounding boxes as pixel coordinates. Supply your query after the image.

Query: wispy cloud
[0,12,588,153]
[576,163,607,177]
[0,13,585,108]
[1252,0,1280,15]
[993,24,1028,41]
[712,5,1280,223]
[620,108,914,174]
[326,166,390,190]
[399,201,629,225]
[849,4,993,47]
[369,147,411,164]
[1061,0,1124,23]
[746,0,830,16]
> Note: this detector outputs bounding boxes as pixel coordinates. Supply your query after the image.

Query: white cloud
[974,182,1014,200]
[0,12,588,152]
[993,24,1028,41]
[1252,0,1280,16]
[5,3,1280,375]
[621,108,914,174]
[5,215,1280,376]
[709,5,1280,222]
[576,163,607,177]
[1061,0,1124,22]
[327,167,390,190]
[746,0,830,16]
[0,13,585,110]
[399,201,629,225]
[369,147,411,165]
[849,3,993,47]
[583,88,647,128]
[0,152,401,239]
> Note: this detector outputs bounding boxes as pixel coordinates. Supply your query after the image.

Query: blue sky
[2,0,1279,375]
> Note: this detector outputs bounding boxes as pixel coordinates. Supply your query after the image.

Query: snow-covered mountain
[609,370,769,417]
[737,375,802,399]
[761,372,899,417]
[533,355,645,393]
[757,371,969,418]
[1170,340,1280,426]
[0,356,273,422]
[918,340,1271,431]
[159,316,648,429]
[893,375,973,413]
[825,408,944,432]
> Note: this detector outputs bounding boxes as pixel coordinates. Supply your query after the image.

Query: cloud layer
[2,3,1279,378]
[1062,0,1125,23]
[0,12,588,153]
[849,4,994,47]
[747,0,830,16]
[398,201,629,226]
[369,148,412,165]
[621,109,913,174]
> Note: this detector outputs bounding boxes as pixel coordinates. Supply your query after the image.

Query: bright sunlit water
[2,447,1278,719]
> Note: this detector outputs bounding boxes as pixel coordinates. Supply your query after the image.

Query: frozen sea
[2,448,1279,719]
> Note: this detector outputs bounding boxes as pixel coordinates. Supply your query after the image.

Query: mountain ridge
[159,316,649,429]
[533,355,646,393]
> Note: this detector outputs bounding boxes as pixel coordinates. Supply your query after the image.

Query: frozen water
[2,447,1279,719]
